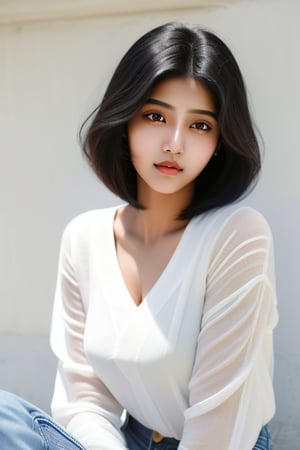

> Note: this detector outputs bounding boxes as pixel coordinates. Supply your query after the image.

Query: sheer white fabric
[50,205,278,450]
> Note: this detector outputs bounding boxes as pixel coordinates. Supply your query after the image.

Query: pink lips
[154,160,183,175]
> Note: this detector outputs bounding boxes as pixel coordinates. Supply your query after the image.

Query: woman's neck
[119,187,193,246]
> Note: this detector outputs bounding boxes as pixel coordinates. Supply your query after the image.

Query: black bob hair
[80,21,261,219]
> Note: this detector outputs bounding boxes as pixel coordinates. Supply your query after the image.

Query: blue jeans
[0,390,85,449]
[122,414,272,450]
[0,390,272,449]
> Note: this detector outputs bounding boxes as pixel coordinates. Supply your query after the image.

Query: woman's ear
[213,138,222,157]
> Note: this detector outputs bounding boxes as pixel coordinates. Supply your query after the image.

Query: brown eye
[191,122,211,131]
[144,112,165,122]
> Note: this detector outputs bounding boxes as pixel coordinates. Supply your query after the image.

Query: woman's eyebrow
[188,108,217,120]
[146,98,174,110]
[146,98,217,120]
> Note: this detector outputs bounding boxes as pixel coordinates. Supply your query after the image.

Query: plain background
[0,0,299,448]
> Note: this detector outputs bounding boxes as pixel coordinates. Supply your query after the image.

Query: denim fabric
[122,414,273,450]
[0,390,86,450]
[0,390,272,450]
[252,424,272,450]
[122,414,178,450]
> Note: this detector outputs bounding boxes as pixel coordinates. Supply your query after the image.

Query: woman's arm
[180,208,278,450]
[50,220,128,450]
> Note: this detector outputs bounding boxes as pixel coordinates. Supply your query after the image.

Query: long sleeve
[50,220,128,450]
[179,208,278,450]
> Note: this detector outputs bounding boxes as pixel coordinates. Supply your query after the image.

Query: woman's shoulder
[194,203,273,245]
[197,205,275,281]
[60,204,120,247]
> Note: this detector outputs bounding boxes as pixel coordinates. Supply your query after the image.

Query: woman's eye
[144,112,165,122]
[191,122,211,131]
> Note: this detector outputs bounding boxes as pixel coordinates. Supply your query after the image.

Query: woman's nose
[162,126,184,155]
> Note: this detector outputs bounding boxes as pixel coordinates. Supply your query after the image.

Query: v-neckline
[108,206,195,309]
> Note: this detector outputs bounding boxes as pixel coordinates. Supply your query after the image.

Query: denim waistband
[122,414,272,450]
[123,414,179,448]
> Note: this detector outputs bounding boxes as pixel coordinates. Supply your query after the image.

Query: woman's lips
[154,160,183,175]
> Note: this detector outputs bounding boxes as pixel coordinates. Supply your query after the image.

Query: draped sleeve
[50,217,128,450]
[179,208,278,450]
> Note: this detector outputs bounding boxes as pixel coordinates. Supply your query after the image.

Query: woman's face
[128,76,219,199]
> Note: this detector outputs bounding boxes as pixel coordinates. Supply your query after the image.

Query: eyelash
[144,112,165,122]
[143,112,212,131]
[190,122,212,131]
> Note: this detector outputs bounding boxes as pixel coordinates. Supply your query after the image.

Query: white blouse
[50,204,278,450]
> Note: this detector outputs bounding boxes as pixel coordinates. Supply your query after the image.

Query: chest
[115,231,184,306]
[83,209,214,367]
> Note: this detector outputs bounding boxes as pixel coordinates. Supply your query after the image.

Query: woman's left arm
[180,208,278,450]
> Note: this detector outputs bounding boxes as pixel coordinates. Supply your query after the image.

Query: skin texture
[129,77,219,201]
[114,77,219,305]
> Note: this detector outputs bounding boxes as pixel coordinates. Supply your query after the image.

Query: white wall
[0,0,299,447]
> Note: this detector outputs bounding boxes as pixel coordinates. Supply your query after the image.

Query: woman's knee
[0,390,27,418]
[0,390,38,433]
[0,390,46,449]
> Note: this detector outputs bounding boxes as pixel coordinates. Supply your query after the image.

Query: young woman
[0,22,278,450]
